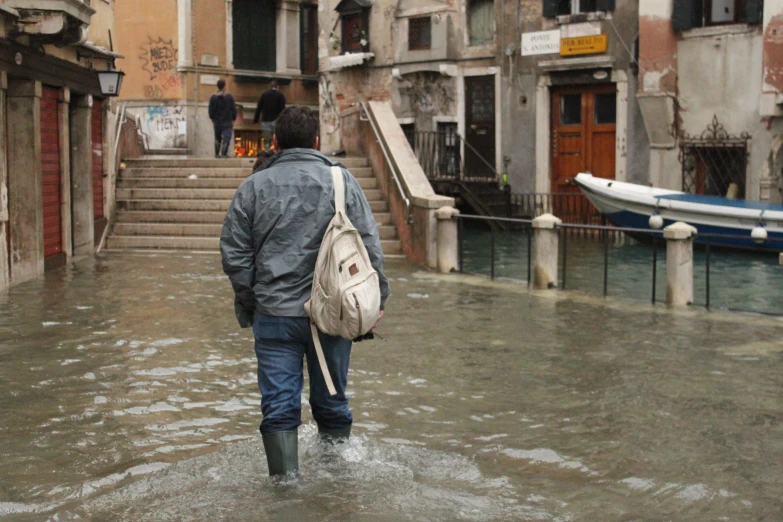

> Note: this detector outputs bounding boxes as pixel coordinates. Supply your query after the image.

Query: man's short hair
[217,79,226,90]
[275,106,318,150]
[269,80,278,89]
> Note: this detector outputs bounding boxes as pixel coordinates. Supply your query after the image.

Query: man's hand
[372,310,384,331]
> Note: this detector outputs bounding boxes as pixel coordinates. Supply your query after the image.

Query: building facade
[0,0,119,292]
[114,0,320,157]
[319,0,647,197]
[639,0,783,202]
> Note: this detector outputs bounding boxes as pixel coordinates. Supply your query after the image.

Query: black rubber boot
[318,425,351,445]
[262,430,299,477]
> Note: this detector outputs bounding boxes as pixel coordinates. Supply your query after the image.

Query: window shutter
[597,0,615,11]
[542,0,559,18]
[672,0,698,30]
[746,0,762,25]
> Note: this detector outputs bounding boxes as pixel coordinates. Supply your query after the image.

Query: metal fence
[413,131,498,183]
[455,214,783,315]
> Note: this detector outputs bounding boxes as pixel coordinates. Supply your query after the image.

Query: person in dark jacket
[253,80,286,153]
[208,79,237,158]
[220,106,390,478]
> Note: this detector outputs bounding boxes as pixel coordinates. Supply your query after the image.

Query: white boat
[573,173,783,251]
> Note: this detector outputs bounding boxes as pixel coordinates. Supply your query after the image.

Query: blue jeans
[252,313,353,434]
[214,125,232,157]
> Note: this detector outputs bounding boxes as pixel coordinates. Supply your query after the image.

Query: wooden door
[92,100,104,220]
[41,86,62,261]
[551,85,616,192]
[464,75,496,179]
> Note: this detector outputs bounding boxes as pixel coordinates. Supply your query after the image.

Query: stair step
[357,177,377,189]
[116,188,238,200]
[377,225,397,240]
[113,223,222,236]
[373,212,392,225]
[336,157,368,168]
[120,168,251,179]
[369,201,387,213]
[106,235,402,255]
[362,189,383,201]
[116,211,227,223]
[122,157,256,169]
[118,178,247,189]
[348,167,373,178]
[117,199,231,211]
[381,240,401,255]
[106,235,219,250]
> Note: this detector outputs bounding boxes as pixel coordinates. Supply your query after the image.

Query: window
[594,93,616,124]
[672,0,762,30]
[559,94,582,125]
[680,117,749,199]
[468,0,494,46]
[335,0,371,54]
[233,0,276,71]
[543,0,615,17]
[409,17,432,51]
[301,4,318,75]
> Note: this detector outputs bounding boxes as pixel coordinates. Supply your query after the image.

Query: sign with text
[521,30,560,56]
[560,34,608,56]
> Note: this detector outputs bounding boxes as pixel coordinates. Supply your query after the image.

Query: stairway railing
[359,101,412,224]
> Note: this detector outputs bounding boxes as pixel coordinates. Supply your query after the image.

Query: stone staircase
[106,156,402,255]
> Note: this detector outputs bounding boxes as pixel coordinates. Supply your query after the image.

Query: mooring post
[532,213,562,289]
[435,206,460,274]
[664,221,698,308]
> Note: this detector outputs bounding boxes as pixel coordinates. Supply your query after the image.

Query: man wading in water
[220,106,390,477]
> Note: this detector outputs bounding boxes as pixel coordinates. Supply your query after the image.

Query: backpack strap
[311,322,337,396]
[331,166,345,214]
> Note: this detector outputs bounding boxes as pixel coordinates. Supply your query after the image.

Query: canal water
[1,253,782,520]
[462,223,783,313]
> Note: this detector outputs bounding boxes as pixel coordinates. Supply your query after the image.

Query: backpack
[303,166,381,395]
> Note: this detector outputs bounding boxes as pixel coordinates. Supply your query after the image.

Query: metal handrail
[359,101,412,224]
[111,103,127,170]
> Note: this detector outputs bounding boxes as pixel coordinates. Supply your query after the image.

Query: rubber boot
[318,425,351,445]
[262,430,299,477]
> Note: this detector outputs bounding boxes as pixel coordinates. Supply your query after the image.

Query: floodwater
[1,253,782,520]
[462,224,783,313]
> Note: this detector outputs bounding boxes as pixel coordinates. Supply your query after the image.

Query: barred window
[409,17,432,51]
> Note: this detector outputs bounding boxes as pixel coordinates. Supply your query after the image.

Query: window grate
[408,17,432,51]
[679,115,749,199]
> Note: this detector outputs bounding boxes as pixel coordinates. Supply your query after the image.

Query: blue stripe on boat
[657,193,783,212]
[603,210,783,253]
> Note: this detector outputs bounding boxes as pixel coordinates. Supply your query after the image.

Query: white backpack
[304,166,381,395]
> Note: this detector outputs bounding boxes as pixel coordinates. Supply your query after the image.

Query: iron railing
[455,214,783,315]
[413,131,498,183]
[680,115,750,199]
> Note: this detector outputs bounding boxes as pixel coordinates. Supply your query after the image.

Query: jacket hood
[259,149,341,172]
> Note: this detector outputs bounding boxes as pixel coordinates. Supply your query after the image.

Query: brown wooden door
[41,86,62,260]
[464,75,495,179]
[92,100,104,220]
[551,85,616,192]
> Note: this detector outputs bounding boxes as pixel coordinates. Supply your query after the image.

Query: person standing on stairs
[253,80,286,155]
[208,79,237,158]
[220,106,390,478]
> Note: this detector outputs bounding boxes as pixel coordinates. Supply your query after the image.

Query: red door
[92,100,104,220]
[41,87,62,260]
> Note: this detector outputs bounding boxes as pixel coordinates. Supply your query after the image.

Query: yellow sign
[560,35,608,56]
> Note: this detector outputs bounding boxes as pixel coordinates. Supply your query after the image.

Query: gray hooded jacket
[220,148,390,327]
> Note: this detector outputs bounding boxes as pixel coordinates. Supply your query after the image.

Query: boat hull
[574,174,783,252]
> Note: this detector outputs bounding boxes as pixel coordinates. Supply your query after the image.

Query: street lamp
[97,63,125,97]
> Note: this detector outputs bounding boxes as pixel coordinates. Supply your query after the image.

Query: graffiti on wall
[139,37,183,99]
[138,105,187,149]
